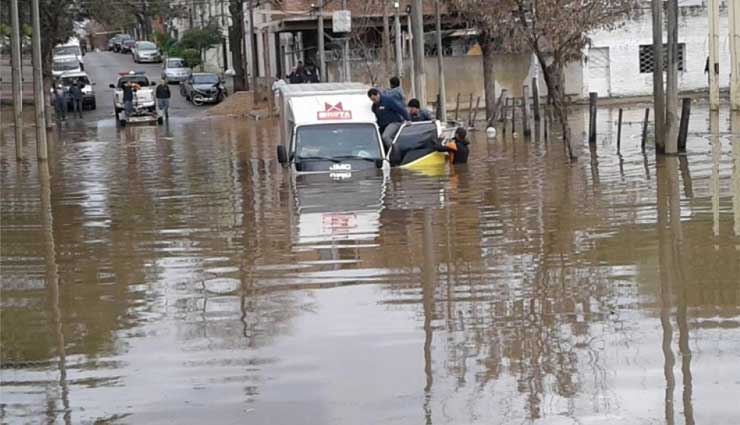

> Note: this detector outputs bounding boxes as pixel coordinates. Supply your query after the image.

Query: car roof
[192,72,218,76]
[167,57,185,61]
[57,71,90,78]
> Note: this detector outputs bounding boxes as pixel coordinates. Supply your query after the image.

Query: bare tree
[348,0,392,85]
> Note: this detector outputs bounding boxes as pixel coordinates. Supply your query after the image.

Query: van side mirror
[277,145,288,165]
[109,84,115,89]
[150,81,156,86]
[375,159,383,169]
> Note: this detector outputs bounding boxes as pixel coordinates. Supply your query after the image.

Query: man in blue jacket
[368,87,411,149]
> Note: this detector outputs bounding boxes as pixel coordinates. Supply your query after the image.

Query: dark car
[111,34,132,52]
[120,39,136,54]
[179,73,226,105]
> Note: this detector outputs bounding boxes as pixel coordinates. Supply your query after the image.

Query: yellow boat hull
[398,151,448,176]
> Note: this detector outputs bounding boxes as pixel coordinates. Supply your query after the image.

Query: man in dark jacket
[368,87,411,149]
[122,82,134,119]
[436,126,470,164]
[156,80,171,120]
[54,84,67,121]
[288,61,307,84]
[407,98,432,122]
[69,82,84,118]
[386,76,405,105]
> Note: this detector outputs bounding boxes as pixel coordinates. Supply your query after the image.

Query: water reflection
[2,105,740,424]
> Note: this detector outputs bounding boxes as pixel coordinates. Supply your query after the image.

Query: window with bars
[639,43,686,73]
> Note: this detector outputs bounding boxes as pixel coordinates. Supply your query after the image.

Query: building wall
[587,7,732,97]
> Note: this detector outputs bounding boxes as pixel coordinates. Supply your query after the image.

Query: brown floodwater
[1,105,739,424]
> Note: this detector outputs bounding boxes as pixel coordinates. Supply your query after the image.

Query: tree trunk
[537,53,574,159]
[480,31,497,123]
[228,0,246,91]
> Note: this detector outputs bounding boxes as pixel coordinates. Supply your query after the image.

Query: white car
[132,41,162,63]
[52,57,82,78]
[53,43,84,70]
[109,71,158,124]
[55,71,96,110]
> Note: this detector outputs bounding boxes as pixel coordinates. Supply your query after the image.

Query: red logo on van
[317,102,352,120]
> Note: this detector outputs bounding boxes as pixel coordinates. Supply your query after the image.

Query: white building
[584,1,733,98]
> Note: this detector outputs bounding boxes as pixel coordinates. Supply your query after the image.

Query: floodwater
[1,105,739,425]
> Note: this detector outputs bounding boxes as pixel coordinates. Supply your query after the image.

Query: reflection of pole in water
[657,157,676,425]
[710,112,721,237]
[40,162,71,425]
[422,208,435,425]
[677,270,695,425]
[732,112,740,237]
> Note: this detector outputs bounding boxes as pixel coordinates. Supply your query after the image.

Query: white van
[276,83,387,176]
[53,39,84,70]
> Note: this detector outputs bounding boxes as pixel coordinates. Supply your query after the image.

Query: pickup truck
[109,71,159,125]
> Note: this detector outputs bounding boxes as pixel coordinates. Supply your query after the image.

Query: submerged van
[276,83,387,176]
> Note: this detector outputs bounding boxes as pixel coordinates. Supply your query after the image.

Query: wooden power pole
[434,0,446,121]
[394,3,403,79]
[318,0,326,82]
[651,0,665,151]
[729,0,740,110]
[708,0,720,110]
[31,0,48,160]
[10,0,24,160]
[411,0,426,106]
[665,0,678,153]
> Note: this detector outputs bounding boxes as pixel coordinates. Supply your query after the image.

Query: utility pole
[342,0,350,82]
[665,0,678,153]
[10,0,24,160]
[729,0,740,110]
[394,2,403,79]
[708,0,720,110]
[31,0,48,161]
[434,0,446,121]
[382,1,392,75]
[318,0,326,82]
[248,0,257,91]
[651,0,665,151]
[411,0,426,106]
[407,12,416,98]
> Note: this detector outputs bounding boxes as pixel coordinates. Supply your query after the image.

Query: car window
[60,76,90,86]
[193,74,219,84]
[167,59,186,68]
[118,76,150,89]
[53,46,80,56]
[295,124,382,160]
[137,42,157,50]
[52,60,80,71]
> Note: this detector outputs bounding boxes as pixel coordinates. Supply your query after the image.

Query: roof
[278,82,368,96]
[56,71,89,78]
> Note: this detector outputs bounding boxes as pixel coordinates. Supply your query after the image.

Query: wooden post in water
[641,108,650,151]
[678,97,691,151]
[494,89,507,123]
[454,93,461,121]
[522,86,530,136]
[435,93,441,120]
[588,92,598,144]
[511,99,516,134]
[617,108,623,154]
[467,93,474,127]
[532,78,540,121]
[470,96,481,127]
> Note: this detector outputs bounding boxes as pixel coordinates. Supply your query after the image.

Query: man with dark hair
[407,98,432,122]
[436,126,470,164]
[386,76,405,105]
[288,61,307,84]
[69,82,84,118]
[156,79,171,120]
[368,87,411,148]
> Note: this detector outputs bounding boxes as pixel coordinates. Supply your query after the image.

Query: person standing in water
[156,79,171,121]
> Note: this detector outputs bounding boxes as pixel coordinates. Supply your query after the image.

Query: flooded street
[1,104,739,424]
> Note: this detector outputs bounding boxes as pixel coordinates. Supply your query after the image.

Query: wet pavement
[1,102,739,424]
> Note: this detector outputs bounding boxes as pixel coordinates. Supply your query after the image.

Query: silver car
[161,57,192,83]
[132,41,162,63]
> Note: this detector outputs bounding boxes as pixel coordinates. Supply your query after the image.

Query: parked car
[54,71,96,110]
[107,35,122,51]
[111,34,132,52]
[120,39,136,54]
[52,57,82,78]
[53,42,84,70]
[161,57,192,83]
[132,41,162,63]
[180,73,226,105]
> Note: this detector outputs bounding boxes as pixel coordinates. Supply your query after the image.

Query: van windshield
[53,45,80,56]
[295,124,382,161]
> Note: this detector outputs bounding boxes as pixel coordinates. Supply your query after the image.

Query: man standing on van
[367,88,411,149]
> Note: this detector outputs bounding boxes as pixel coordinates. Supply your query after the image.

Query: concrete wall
[587,7,732,97]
